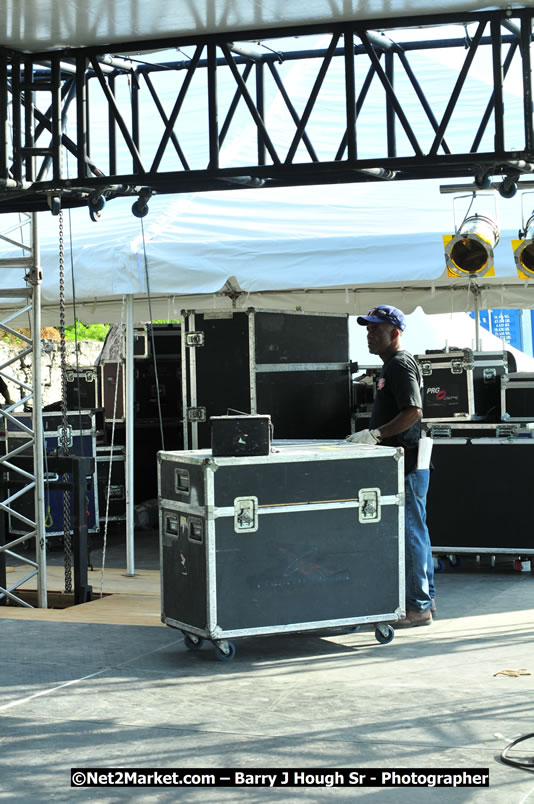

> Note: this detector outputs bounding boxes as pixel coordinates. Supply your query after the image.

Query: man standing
[347,305,435,627]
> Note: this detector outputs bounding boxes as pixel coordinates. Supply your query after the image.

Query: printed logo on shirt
[377,378,385,390]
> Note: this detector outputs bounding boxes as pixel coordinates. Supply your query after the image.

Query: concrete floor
[1,531,534,803]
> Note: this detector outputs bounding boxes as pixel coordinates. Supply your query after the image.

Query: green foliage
[61,319,181,342]
[0,331,24,346]
[63,321,110,342]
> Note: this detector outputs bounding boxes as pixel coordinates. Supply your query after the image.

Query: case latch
[496,424,519,438]
[174,468,190,494]
[106,484,125,500]
[451,359,464,374]
[186,332,205,347]
[420,361,432,376]
[358,488,381,523]
[429,424,452,438]
[165,512,178,535]
[187,407,207,422]
[234,496,258,533]
[188,517,204,544]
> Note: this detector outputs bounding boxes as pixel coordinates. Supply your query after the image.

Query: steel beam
[0,9,531,212]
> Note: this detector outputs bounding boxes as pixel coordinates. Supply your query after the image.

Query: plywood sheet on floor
[0,593,162,626]
[1,565,162,626]
[5,564,160,595]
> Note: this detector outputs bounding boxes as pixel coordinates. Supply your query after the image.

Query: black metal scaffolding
[0,8,533,213]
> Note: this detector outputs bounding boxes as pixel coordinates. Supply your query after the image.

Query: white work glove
[345,429,381,445]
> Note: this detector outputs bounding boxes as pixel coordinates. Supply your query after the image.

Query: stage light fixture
[512,211,534,277]
[443,214,499,277]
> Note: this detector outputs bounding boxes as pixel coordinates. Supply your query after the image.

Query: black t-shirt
[369,350,422,474]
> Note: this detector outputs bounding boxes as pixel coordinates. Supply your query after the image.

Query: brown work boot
[395,609,433,628]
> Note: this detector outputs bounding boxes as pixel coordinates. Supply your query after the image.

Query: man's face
[366,321,396,356]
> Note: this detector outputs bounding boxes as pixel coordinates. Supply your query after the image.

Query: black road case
[427,436,534,557]
[100,357,181,425]
[158,441,404,660]
[149,323,181,358]
[134,359,181,422]
[132,325,149,357]
[500,373,534,422]
[64,368,105,443]
[65,367,99,409]
[210,414,271,456]
[96,445,126,523]
[100,360,125,423]
[423,422,524,440]
[130,323,181,359]
[181,309,352,449]
[416,349,508,422]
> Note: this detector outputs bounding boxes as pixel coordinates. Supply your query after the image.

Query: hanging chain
[58,211,73,594]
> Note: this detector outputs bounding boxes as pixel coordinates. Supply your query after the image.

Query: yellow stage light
[443,214,499,277]
[512,212,534,277]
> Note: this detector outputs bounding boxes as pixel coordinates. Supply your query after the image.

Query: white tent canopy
[2,176,534,326]
[2,1,527,52]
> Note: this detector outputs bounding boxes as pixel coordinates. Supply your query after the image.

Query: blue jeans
[404,469,435,612]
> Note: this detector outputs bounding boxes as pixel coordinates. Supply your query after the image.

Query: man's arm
[375,405,422,440]
[346,405,422,445]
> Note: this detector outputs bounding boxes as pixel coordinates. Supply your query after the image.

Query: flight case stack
[99,323,183,500]
[416,348,508,422]
[180,309,352,450]
[417,348,534,566]
[500,373,534,422]
[96,445,126,523]
[99,336,182,426]
[158,441,405,660]
[5,410,99,539]
[424,425,534,560]
[351,367,380,432]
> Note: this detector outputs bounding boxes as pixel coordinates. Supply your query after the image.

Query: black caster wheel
[375,625,394,645]
[183,634,203,651]
[448,554,461,568]
[215,641,236,662]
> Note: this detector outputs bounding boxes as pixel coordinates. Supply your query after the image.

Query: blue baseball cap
[357,305,406,331]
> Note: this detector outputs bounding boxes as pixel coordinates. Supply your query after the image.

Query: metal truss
[0,7,533,215]
[0,213,47,608]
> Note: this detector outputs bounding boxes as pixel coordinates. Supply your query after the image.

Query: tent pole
[31,213,47,607]
[472,280,481,351]
[125,294,135,575]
